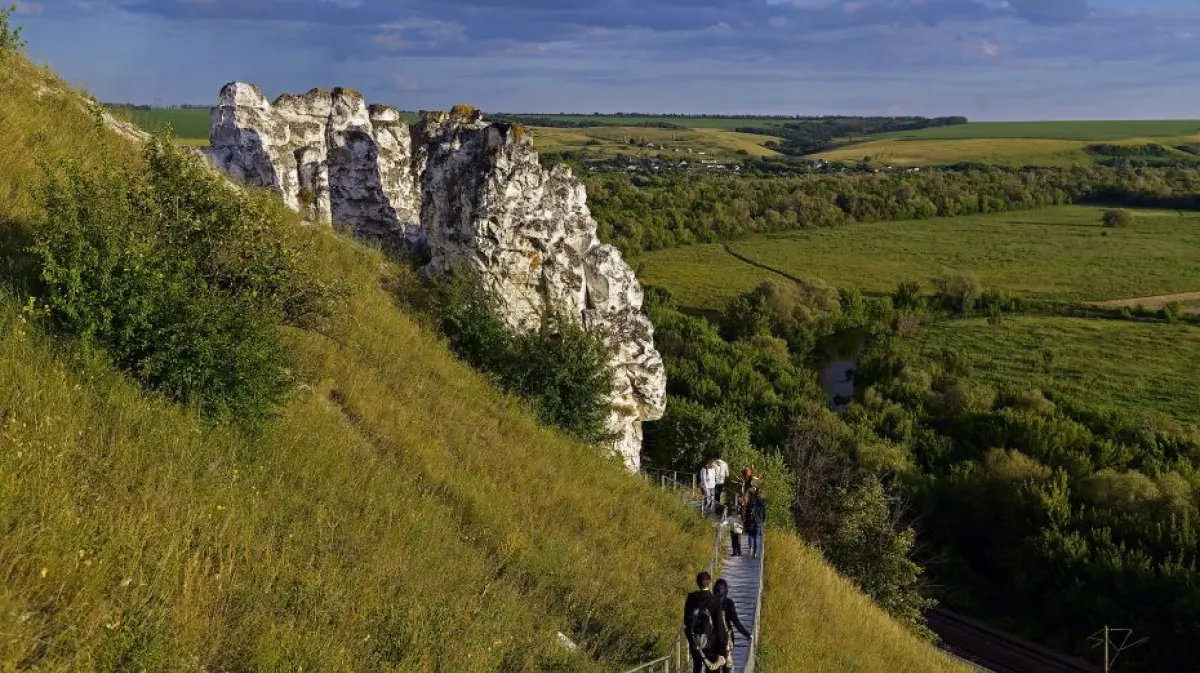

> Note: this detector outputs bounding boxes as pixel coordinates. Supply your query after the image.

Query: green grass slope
[2,53,966,672]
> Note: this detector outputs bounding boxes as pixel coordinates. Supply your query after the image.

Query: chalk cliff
[204,83,665,469]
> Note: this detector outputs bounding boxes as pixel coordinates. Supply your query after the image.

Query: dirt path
[1090,291,1200,311]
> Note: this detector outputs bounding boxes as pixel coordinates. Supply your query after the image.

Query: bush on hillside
[1102,208,1134,228]
[0,4,25,54]
[434,274,616,445]
[31,135,339,424]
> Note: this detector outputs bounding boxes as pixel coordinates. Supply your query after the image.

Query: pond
[815,328,868,412]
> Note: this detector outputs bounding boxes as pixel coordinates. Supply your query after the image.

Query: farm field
[531,125,781,159]
[884,120,1200,141]
[107,106,212,139]
[905,316,1200,426]
[812,120,1200,166]
[494,114,795,130]
[638,206,1200,310]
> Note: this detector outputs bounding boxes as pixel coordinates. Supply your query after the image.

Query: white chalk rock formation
[204,83,666,469]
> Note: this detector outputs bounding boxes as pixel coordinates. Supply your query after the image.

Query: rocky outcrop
[204,83,665,469]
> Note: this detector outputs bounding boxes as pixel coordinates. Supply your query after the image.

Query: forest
[582,164,1200,257]
[637,273,1200,672]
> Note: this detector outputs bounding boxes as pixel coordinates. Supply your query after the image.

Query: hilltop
[0,46,965,672]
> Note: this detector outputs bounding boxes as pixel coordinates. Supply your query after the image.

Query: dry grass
[759,532,969,672]
[0,51,958,671]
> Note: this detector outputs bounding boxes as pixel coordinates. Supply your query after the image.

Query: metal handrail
[744,533,765,673]
[622,470,727,673]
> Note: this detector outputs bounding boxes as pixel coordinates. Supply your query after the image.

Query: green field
[907,316,1200,425]
[107,107,212,139]
[639,206,1200,310]
[886,120,1200,141]
[532,125,781,159]
[496,114,794,130]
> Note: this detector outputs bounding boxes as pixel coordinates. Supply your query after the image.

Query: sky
[11,0,1200,119]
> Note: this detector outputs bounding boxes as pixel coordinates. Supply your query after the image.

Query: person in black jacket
[712,579,753,672]
[682,571,729,673]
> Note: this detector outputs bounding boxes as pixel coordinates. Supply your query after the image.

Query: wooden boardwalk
[718,513,763,673]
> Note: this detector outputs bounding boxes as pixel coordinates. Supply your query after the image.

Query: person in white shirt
[712,457,729,512]
[699,458,717,515]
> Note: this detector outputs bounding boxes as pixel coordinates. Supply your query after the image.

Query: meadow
[905,316,1200,426]
[107,106,211,139]
[639,206,1200,310]
[494,114,796,130]
[532,125,781,159]
[2,50,966,672]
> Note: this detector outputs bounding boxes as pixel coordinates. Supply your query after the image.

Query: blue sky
[12,0,1200,119]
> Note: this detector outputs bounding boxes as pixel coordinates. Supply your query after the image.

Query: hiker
[699,458,717,516]
[713,578,753,672]
[740,465,753,499]
[729,518,743,557]
[713,455,729,510]
[683,571,729,673]
[746,488,767,558]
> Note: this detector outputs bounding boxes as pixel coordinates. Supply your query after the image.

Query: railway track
[928,608,1101,673]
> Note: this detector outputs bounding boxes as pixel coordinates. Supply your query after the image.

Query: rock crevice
[204,83,665,469]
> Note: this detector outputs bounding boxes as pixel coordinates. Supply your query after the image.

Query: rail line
[928,608,1100,673]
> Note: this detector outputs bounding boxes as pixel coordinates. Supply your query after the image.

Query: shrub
[1102,208,1134,228]
[31,135,338,424]
[1163,301,1183,324]
[433,274,616,445]
[892,281,923,310]
[449,103,479,119]
[0,4,25,54]
[931,271,982,315]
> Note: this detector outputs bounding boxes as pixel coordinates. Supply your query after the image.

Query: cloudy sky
[12,0,1200,119]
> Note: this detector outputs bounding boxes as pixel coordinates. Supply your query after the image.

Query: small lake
[815,328,868,411]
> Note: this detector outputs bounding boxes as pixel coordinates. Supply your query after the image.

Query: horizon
[13,0,1200,120]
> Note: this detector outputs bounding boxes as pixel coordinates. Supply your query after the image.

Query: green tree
[0,4,25,54]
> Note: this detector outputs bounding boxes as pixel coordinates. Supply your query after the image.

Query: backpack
[687,604,716,651]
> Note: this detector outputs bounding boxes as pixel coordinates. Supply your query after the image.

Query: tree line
[582,164,1200,257]
[736,116,968,155]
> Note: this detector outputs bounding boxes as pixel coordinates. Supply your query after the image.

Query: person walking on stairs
[712,456,729,513]
[683,571,729,673]
[699,458,717,516]
[746,488,767,558]
[713,579,753,673]
[729,519,743,557]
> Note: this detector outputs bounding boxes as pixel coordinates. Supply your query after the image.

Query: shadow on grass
[0,217,44,298]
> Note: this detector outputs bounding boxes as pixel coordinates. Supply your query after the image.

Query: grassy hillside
[640,206,1200,310]
[905,316,1200,426]
[761,533,966,672]
[2,51,966,671]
